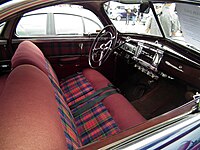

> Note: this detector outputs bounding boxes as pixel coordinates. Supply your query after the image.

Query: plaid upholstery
[60,73,95,107]
[49,75,82,150]
[12,40,104,58]
[74,102,120,145]
[45,58,59,84]
[60,73,120,145]
[45,56,120,147]
[37,41,91,56]
[45,60,81,149]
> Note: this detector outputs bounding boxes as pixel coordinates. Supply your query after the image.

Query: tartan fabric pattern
[11,40,99,64]
[60,73,120,146]
[12,40,101,58]
[45,60,81,149]
[41,42,80,56]
[45,58,120,147]
[74,102,120,145]
[45,59,59,83]
[37,42,91,56]
[49,75,82,150]
[60,73,95,108]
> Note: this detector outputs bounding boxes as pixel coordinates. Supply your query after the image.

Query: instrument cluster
[118,38,164,79]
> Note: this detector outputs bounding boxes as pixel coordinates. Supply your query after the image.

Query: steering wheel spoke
[89,25,117,68]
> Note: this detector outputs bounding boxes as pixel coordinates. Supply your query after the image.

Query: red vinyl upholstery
[6,40,146,149]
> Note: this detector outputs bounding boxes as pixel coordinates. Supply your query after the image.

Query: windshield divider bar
[149,1,165,38]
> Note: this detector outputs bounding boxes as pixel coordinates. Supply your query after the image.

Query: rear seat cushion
[0,65,67,150]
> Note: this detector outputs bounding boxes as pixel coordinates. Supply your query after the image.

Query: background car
[107,4,137,21]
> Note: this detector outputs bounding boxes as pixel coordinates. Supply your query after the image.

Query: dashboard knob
[141,68,145,72]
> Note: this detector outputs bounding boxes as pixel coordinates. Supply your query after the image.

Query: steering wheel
[89,25,117,68]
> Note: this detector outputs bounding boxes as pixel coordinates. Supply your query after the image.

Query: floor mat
[118,72,187,119]
[132,79,186,119]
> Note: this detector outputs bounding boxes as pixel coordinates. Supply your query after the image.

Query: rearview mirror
[139,2,150,13]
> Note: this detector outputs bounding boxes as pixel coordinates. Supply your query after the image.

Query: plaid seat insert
[46,60,81,149]
[60,73,120,145]
[49,75,82,150]
[46,59,120,147]
[74,102,120,145]
[60,73,95,108]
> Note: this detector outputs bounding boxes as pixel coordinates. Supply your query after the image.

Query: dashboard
[117,38,164,79]
[116,37,200,89]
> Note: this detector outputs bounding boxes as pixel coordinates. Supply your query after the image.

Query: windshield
[104,1,200,53]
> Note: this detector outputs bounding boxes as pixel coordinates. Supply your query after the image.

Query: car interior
[0,0,200,149]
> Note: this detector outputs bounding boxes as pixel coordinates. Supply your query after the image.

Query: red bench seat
[0,40,147,149]
[0,65,67,150]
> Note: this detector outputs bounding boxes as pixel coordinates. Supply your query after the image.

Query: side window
[83,18,102,34]
[16,14,47,37]
[54,14,83,35]
[15,4,103,37]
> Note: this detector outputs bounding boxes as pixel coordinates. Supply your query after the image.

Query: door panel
[0,40,12,75]
[11,38,94,80]
[9,3,105,80]
[0,40,11,60]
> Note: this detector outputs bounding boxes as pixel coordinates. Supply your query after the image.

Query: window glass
[16,4,103,37]
[54,14,83,35]
[145,3,180,38]
[104,2,182,37]
[83,18,102,34]
[104,2,150,34]
[0,22,6,34]
[16,14,47,36]
[105,1,200,53]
